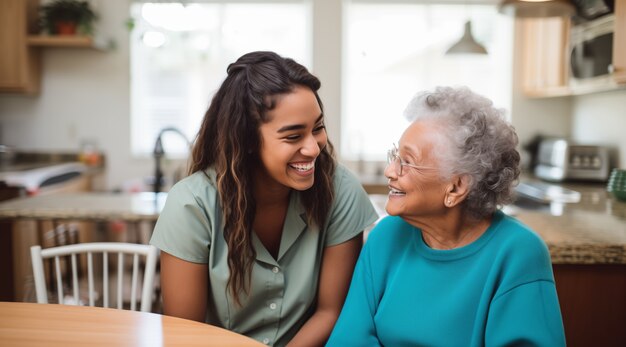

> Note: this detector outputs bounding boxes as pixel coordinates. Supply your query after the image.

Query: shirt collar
[253,192,308,265]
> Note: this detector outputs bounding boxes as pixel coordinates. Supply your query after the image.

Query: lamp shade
[498,0,576,18]
[445,21,488,55]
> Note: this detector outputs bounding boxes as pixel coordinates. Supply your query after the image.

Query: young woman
[150,51,378,347]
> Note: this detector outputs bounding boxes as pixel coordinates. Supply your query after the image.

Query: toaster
[534,139,611,182]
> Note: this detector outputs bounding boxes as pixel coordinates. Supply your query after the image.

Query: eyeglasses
[387,144,436,176]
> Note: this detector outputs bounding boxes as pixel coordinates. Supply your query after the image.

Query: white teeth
[290,161,314,171]
[389,187,406,195]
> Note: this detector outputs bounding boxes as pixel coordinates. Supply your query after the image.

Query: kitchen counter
[0,192,166,222]
[2,187,624,264]
[510,179,626,264]
[369,179,626,265]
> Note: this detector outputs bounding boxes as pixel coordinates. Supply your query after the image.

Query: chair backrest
[30,242,158,312]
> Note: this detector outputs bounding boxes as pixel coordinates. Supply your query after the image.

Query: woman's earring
[447,199,452,206]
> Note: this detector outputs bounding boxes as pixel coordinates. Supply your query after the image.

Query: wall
[0,0,153,190]
[571,89,626,168]
[1,1,607,190]
[0,0,345,191]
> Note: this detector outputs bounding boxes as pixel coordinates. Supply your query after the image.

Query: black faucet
[153,127,191,195]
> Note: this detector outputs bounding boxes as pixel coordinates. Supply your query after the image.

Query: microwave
[569,14,615,89]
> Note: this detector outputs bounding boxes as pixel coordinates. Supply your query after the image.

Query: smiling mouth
[389,186,406,196]
[289,161,315,172]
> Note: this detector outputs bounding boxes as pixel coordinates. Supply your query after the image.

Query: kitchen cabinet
[0,0,41,94]
[520,17,571,97]
[521,4,626,96]
[554,264,626,347]
[613,0,626,83]
[0,0,108,95]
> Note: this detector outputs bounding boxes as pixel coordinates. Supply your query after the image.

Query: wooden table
[0,302,264,346]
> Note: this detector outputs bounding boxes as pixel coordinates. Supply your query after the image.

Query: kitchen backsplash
[572,88,626,168]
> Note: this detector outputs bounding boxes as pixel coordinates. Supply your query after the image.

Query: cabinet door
[614,0,626,83]
[521,17,571,97]
[0,0,40,94]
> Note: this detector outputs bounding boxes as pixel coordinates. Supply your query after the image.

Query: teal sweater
[327,211,565,346]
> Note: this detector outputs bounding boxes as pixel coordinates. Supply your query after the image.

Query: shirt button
[262,338,270,344]
[269,302,277,310]
[272,266,279,273]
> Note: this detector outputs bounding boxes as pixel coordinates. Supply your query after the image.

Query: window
[130,1,311,157]
[342,2,513,161]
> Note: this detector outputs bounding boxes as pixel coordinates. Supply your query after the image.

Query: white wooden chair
[30,242,158,312]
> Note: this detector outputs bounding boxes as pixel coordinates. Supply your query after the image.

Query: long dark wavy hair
[189,51,336,305]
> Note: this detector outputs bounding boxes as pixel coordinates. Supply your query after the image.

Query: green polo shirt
[150,164,378,346]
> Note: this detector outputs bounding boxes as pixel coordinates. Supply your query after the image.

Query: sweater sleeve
[326,244,382,347]
[485,280,566,346]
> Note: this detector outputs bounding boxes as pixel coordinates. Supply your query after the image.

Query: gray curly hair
[403,86,520,219]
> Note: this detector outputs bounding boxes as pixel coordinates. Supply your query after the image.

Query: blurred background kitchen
[0,0,624,346]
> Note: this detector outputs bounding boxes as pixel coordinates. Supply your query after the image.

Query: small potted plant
[39,0,97,35]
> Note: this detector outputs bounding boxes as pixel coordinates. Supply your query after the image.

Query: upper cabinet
[520,3,626,98]
[520,17,571,97]
[0,0,108,95]
[0,0,41,94]
[613,0,626,83]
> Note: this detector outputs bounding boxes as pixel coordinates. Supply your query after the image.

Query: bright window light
[130,2,311,157]
[342,2,513,162]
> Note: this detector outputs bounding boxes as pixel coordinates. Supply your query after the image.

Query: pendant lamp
[445,21,488,55]
[498,0,576,18]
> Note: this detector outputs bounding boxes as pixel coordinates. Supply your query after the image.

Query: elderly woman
[327,86,565,346]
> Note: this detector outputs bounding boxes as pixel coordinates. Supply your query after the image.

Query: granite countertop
[0,192,166,222]
[508,180,626,265]
[368,179,626,265]
[1,178,625,264]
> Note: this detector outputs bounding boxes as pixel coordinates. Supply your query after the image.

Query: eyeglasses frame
[387,143,437,176]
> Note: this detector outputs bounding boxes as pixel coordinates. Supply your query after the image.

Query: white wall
[0,1,154,190]
[571,89,626,168]
[2,1,620,190]
[0,1,153,191]
[0,0,346,191]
